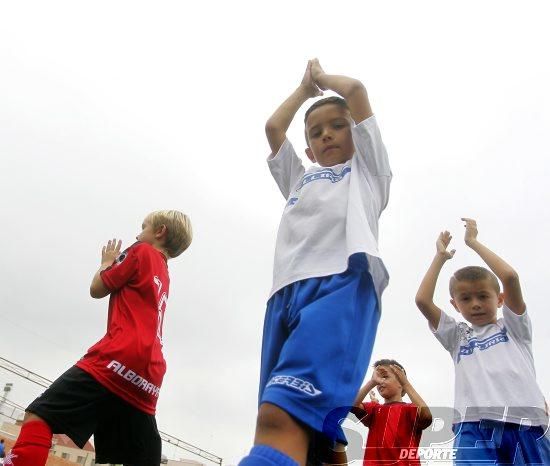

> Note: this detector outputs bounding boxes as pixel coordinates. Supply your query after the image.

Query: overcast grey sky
[1,1,549,465]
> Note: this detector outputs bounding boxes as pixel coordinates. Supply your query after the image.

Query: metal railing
[0,356,222,465]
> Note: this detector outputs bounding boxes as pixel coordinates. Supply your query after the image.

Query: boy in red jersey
[6,210,192,466]
[353,360,432,466]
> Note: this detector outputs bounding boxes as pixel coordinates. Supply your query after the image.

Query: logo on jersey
[296,166,351,191]
[115,251,128,265]
[107,360,161,397]
[154,275,168,346]
[267,375,322,396]
[457,326,509,362]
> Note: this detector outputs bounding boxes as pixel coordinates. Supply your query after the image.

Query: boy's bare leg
[22,412,44,423]
[254,403,310,465]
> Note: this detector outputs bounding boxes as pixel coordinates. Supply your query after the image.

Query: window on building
[77,456,85,464]
[61,452,70,460]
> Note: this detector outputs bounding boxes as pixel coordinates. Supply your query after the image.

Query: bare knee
[256,403,303,434]
[254,403,310,465]
[23,412,46,424]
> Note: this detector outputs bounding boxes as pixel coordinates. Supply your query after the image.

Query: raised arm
[415,232,455,329]
[90,239,121,299]
[265,60,322,155]
[462,218,525,315]
[310,58,373,123]
[389,365,432,430]
[353,370,382,407]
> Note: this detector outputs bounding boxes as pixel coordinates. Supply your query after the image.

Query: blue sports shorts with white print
[258,253,380,443]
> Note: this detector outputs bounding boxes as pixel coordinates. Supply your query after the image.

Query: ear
[450,298,460,313]
[155,224,167,239]
[305,147,316,163]
[497,292,504,308]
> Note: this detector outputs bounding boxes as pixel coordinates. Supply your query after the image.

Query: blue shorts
[259,253,380,443]
[453,420,550,465]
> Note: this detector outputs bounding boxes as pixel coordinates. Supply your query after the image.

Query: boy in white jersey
[239,59,391,466]
[415,218,550,464]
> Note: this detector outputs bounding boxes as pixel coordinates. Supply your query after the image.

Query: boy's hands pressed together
[436,231,455,261]
[306,58,372,122]
[265,60,323,154]
[310,58,327,90]
[101,239,122,267]
[300,60,323,98]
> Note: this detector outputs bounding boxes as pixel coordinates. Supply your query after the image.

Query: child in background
[415,218,550,464]
[354,359,432,465]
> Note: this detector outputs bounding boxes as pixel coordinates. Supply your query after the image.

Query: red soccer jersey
[76,242,169,415]
[359,401,423,466]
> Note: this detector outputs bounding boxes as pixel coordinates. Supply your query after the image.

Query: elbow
[419,409,433,429]
[501,269,520,287]
[90,282,110,299]
[265,120,283,139]
[90,286,102,299]
[265,119,278,134]
[342,79,366,99]
[415,295,429,311]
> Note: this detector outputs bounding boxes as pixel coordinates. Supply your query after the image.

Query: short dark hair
[449,266,500,297]
[304,96,349,124]
[373,359,406,374]
[303,96,350,145]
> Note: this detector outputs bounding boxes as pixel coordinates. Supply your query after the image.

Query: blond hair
[148,210,193,258]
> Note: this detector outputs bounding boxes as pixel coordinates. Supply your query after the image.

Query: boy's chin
[465,314,497,326]
[317,154,353,167]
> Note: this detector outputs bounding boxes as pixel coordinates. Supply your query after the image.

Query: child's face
[304,104,354,167]
[375,365,403,400]
[450,279,502,326]
[136,215,156,245]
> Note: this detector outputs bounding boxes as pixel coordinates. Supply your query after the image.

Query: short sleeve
[267,139,306,200]
[431,311,460,354]
[351,116,392,212]
[502,304,532,343]
[358,401,378,427]
[100,244,140,291]
[352,116,392,177]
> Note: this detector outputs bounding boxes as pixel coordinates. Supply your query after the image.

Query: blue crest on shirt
[296,166,351,191]
[457,326,509,362]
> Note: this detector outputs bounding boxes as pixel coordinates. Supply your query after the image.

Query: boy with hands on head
[240,59,391,466]
[7,210,192,466]
[415,218,550,464]
[353,360,432,466]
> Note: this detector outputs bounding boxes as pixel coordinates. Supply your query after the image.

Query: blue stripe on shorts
[258,253,380,443]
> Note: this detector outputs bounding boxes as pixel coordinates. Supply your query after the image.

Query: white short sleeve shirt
[433,305,548,426]
[267,115,392,305]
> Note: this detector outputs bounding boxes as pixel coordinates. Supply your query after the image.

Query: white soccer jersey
[267,115,391,305]
[433,305,548,426]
